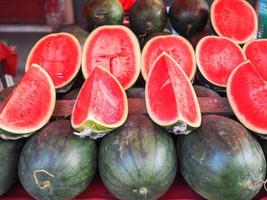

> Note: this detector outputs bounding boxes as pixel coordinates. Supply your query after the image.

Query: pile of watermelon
[1,0,267,199]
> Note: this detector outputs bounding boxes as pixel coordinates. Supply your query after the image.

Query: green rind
[83,0,124,32]
[18,120,97,200]
[129,0,167,39]
[0,139,24,195]
[99,115,177,200]
[178,115,266,200]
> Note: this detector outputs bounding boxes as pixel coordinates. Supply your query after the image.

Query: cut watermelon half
[82,25,141,90]
[227,61,267,135]
[0,64,56,139]
[26,33,81,92]
[210,0,257,44]
[196,36,246,87]
[145,53,201,134]
[71,66,128,139]
[141,35,196,81]
[244,39,267,81]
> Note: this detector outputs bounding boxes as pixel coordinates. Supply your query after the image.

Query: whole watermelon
[179,115,266,200]
[18,120,97,200]
[0,139,24,195]
[99,115,177,200]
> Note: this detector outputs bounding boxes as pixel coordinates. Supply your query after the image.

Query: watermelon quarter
[145,53,201,135]
[82,25,141,90]
[71,66,128,139]
[26,33,81,92]
[0,64,55,139]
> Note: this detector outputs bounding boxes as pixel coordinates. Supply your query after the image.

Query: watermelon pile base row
[3,174,267,200]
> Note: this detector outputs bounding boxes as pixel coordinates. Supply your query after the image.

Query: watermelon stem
[243,179,267,191]
[139,187,148,198]
[33,169,55,190]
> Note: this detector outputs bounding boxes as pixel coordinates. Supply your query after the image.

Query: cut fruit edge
[227,60,267,134]
[210,0,258,44]
[141,35,197,82]
[145,52,201,131]
[196,35,246,87]
[71,65,128,138]
[81,25,141,90]
[0,64,56,137]
[25,32,82,90]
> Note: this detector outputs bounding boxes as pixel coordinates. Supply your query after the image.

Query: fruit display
[2,0,267,199]
[179,115,266,200]
[18,120,97,200]
[99,115,177,200]
[145,53,201,134]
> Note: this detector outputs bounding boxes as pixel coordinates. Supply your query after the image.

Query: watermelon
[129,0,167,39]
[18,120,97,200]
[99,115,177,200]
[227,60,267,135]
[193,85,221,100]
[0,64,55,139]
[169,0,209,38]
[196,36,246,87]
[83,0,124,32]
[243,39,267,81]
[58,24,89,47]
[82,25,141,90]
[0,139,24,195]
[178,115,266,200]
[126,87,145,98]
[62,88,80,100]
[72,66,128,139]
[26,33,81,93]
[210,0,258,44]
[119,0,136,11]
[145,53,201,135]
[141,35,196,81]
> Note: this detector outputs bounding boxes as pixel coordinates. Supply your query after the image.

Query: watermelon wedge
[227,60,267,135]
[82,25,141,90]
[26,33,81,92]
[71,66,128,139]
[196,36,246,87]
[210,0,257,44]
[141,35,196,81]
[145,53,201,135]
[0,64,56,139]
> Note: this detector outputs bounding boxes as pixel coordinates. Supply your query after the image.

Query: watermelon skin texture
[18,120,97,200]
[0,139,24,195]
[99,115,177,200]
[178,115,266,200]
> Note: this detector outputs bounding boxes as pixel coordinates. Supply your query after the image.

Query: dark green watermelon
[61,88,80,100]
[0,139,24,195]
[179,115,266,200]
[83,0,124,32]
[129,0,167,40]
[193,85,221,99]
[18,120,97,200]
[58,24,89,47]
[99,115,177,200]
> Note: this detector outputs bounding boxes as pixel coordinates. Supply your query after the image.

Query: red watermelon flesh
[0,64,55,136]
[196,36,246,87]
[72,66,128,136]
[146,53,201,134]
[227,61,267,134]
[244,39,267,81]
[211,0,257,44]
[26,33,81,90]
[142,35,196,81]
[82,25,141,90]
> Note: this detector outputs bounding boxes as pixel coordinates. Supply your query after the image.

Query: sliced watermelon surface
[72,66,128,139]
[211,0,257,44]
[244,39,267,81]
[142,35,196,81]
[196,36,246,87]
[82,25,141,90]
[146,53,201,134]
[26,33,81,90]
[227,61,267,135]
[0,64,56,138]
